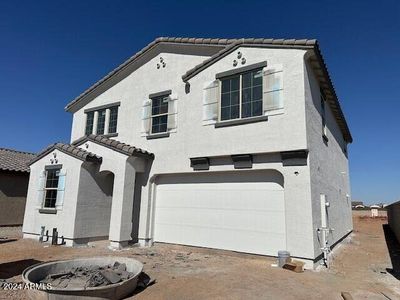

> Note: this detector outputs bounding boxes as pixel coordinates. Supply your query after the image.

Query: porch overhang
[29,143,102,166]
[72,134,154,160]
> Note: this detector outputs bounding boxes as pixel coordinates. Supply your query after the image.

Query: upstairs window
[84,103,120,136]
[151,95,169,134]
[44,168,60,208]
[203,61,283,126]
[96,109,106,134]
[220,68,263,121]
[241,69,263,118]
[85,111,94,135]
[108,106,118,134]
[321,89,328,139]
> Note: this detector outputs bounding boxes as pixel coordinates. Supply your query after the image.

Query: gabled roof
[65,37,227,113]
[29,143,102,166]
[73,134,154,159]
[182,38,317,81]
[65,37,352,143]
[0,148,36,172]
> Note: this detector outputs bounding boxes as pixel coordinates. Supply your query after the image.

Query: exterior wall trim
[215,61,268,79]
[84,101,121,113]
[149,89,172,99]
[215,116,268,128]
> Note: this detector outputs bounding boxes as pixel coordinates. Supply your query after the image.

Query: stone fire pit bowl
[22,256,143,300]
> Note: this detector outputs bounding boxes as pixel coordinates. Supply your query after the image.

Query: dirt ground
[0,211,399,300]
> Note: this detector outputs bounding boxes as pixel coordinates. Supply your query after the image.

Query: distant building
[352,201,364,208]
[0,148,35,226]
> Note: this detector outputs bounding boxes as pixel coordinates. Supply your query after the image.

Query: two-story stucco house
[23,37,353,268]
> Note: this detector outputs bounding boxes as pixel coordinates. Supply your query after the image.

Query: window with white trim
[43,168,60,208]
[220,68,263,121]
[151,95,169,134]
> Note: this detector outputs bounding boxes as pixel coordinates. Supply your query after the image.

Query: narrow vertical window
[221,76,240,121]
[108,107,118,134]
[43,168,60,208]
[151,95,169,134]
[96,109,106,134]
[321,89,327,139]
[241,69,263,118]
[85,111,94,135]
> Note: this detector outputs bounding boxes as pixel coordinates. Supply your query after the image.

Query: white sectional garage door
[154,171,286,256]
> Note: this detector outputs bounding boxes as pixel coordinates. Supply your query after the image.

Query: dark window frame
[85,111,94,135]
[320,89,328,140]
[219,68,263,122]
[84,102,120,136]
[150,94,169,134]
[108,106,118,134]
[43,167,61,209]
[96,109,106,134]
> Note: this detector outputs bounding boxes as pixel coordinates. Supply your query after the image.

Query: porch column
[108,160,137,249]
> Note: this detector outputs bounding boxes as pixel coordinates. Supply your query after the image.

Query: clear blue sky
[0,1,399,204]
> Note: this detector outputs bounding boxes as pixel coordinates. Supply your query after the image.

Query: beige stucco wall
[0,171,29,226]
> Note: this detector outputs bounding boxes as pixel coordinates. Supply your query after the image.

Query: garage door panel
[157,187,283,211]
[156,207,285,234]
[154,173,286,256]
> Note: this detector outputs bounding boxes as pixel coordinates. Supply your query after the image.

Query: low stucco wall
[0,171,29,226]
[387,201,400,243]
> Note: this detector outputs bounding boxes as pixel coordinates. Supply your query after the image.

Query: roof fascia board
[182,43,315,82]
[65,42,224,113]
[73,136,154,159]
[309,48,353,143]
[29,144,101,166]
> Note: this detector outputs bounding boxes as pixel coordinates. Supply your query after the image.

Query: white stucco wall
[304,60,353,259]
[65,47,322,260]
[73,162,113,243]
[23,150,83,246]
[25,43,353,264]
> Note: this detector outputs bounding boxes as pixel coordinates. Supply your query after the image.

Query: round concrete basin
[22,256,143,300]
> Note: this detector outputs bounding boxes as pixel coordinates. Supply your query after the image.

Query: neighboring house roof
[351,201,364,206]
[370,205,381,209]
[64,37,353,143]
[354,205,365,209]
[73,134,154,159]
[29,143,102,166]
[0,148,36,172]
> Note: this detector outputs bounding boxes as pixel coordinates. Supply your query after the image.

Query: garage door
[154,171,285,256]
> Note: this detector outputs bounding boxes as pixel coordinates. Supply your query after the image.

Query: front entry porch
[22,135,154,249]
[73,135,154,249]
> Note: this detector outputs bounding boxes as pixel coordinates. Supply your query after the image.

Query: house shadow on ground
[0,259,42,279]
[382,224,400,279]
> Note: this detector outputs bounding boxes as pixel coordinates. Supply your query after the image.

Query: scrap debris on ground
[0,211,399,300]
[40,261,134,288]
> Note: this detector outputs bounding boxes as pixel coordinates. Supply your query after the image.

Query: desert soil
[0,211,399,300]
